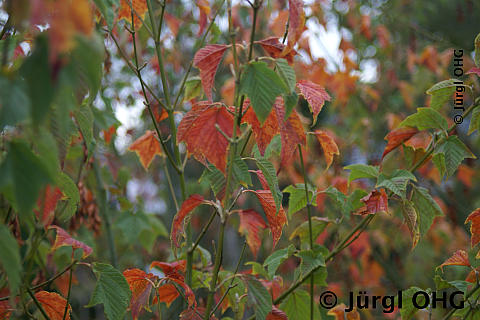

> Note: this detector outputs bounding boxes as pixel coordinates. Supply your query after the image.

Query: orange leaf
[118,0,148,29]
[354,189,388,215]
[150,261,196,307]
[54,272,78,297]
[296,80,331,124]
[35,185,63,228]
[154,283,179,307]
[35,291,72,320]
[266,306,288,319]
[312,130,339,169]
[49,226,93,258]
[242,99,279,156]
[193,45,229,101]
[466,208,480,247]
[327,303,360,320]
[283,0,306,55]
[128,130,164,169]
[171,194,205,248]
[382,127,419,159]
[457,165,475,188]
[404,131,431,151]
[238,209,267,257]
[123,268,157,320]
[177,103,234,173]
[102,125,117,144]
[439,250,470,271]
[164,13,180,37]
[256,37,297,64]
[180,307,217,319]
[196,0,211,36]
[247,190,287,248]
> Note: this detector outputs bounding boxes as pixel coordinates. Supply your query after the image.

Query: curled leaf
[123,268,157,320]
[49,225,92,258]
[466,208,480,247]
[283,0,306,54]
[438,250,470,271]
[171,194,205,248]
[296,80,331,124]
[354,189,388,215]
[35,185,63,228]
[312,130,339,170]
[256,37,297,64]
[382,127,419,159]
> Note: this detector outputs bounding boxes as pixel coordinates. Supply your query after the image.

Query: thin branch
[27,288,51,320]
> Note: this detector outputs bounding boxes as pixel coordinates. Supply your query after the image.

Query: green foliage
[245,276,272,320]
[433,135,476,178]
[263,244,295,278]
[283,183,316,217]
[426,79,457,110]
[411,186,443,237]
[255,158,282,212]
[280,289,321,320]
[376,169,416,198]
[0,225,22,297]
[399,107,448,131]
[344,164,379,183]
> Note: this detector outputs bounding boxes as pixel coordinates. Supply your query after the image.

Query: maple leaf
[438,250,470,271]
[49,226,93,258]
[35,185,63,228]
[266,306,288,320]
[238,209,267,257]
[242,99,279,156]
[354,189,389,215]
[154,283,179,307]
[312,130,339,170]
[296,80,331,124]
[123,268,157,320]
[193,44,229,101]
[283,0,306,55]
[466,208,480,247]
[128,130,164,170]
[177,103,234,173]
[246,190,287,248]
[35,291,72,320]
[382,127,418,159]
[118,0,148,29]
[327,303,360,320]
[171,195,205,249]
[256,37,297,64]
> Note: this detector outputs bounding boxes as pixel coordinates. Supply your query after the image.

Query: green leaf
[344,164,379,184]
[184,76,203,101]
[139,214,168,253]
[295,248,326,280]
[275,59,296,91]
[468,106,480,135]
[72,35,104,99]
[433,135,476,178]
[200,158,252,196]
[475,32,480,67]
[74,104,95,152]
[255,158,283,213]
[289,217,331,243]
[376,169,416,198]
[401,199,420,247]
[396,287,425,320]
[0,76,30,129]
[86,262,131,320]
[0,225,22,297]
[426,79,457,111]
[116,211,151,244]
[399,107,448,131]
[245,261,269,278]
[283,183,316,218]
[233,156,252,187]
[280,289,321,320]
[240,61,288,124]
[245,276,272,320]
[93,0,118,29]
[56,173,80,221]
[200,164,225,196]
[411,186,443,237]
[282,91,299,119]
[263,244,295,278]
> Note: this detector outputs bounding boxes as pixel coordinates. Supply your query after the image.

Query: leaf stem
[62,261,75,320]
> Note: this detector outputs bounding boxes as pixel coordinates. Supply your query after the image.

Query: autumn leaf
[177,103,234,173]
[466,67,480,77]
[0,299,12,320]
[35,291,72,320]
[256,37,297,64]
[438,250,470,271]
[35,185,63,228]
[327,303,360,320]
[196,0,211,36]
[382,127,419,159]
[466,208,480,247]
[246,190,287,248]
[354,189,388,215]
[123,268,157,320]
[266,306,288,320]
[193,44,229,101]
[102,125,117,144]
[154,283,179,307]
[49,225,93,258]
[296,80,331,124]
[312,130,339,170]
[283,0,306,55]
[118,0,148,29]
[171,194,205,248]
[238,209,267,257]
[242,99,279,156]
[128,130,164,170]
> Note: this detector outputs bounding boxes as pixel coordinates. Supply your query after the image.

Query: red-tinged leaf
[312,130,339,169]
[35,185,63,228]
[354,189,389,215]
[118,0,148,29]
[267,306,288,320]
[164,13,180,37]
[49,226,93,258]
[274,97,306,168]
[327,303,360,320]
[171,195,205,248]
[296,80,331,124]
[196,0,211,36]
[467,67,480,76]
[102,125,116,144]
[256,37,297,64]
[193,44,229,101]
[150,260,187,280]
[180,307,217,319]
[128,130,164,170]
[54,272,78,297]
[247,190,287,248]
[238,209,267,257]
[177,103,234,173]
[251,170,269,190]
[154,283,179,307]
[123,269,157,320]
[382,127,419,158]
[34,291,72,320]
[283,0,306,54]
[439,250,470,271]
[466,267,480,283]
[0,300,12,319]
[466,208,480,247]
[242,100,279,156]
[404,131,431,151]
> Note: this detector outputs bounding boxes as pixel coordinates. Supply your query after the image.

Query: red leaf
[180,307,217,319]
[154,283,179,307]
[177,103,234,173]
[439,250,470,271]
[256,37,297,64]
[283,0,306,54]
[312,130,339,170]
[118,0,148,29]
[35,291,72,320]
[296,80,331,124]
[35,185,63,228]
[354,189,389,215]
[466,208,480,247]
[242,99,279,156]
[128,130,164,169]
[193,44,229,101]
[164,13,180,37]
[466,67,480,77]
[123,268,157,320]
[238,209,267,257]
[382,127,418,159]
[267,306,288,320]
[196,0,210,36]
[50,226,93,258]
[102,125,117,144]
[0,300,13,319]
[150,261,196,307]
[171,195,205,248]
[247,190,287,248]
